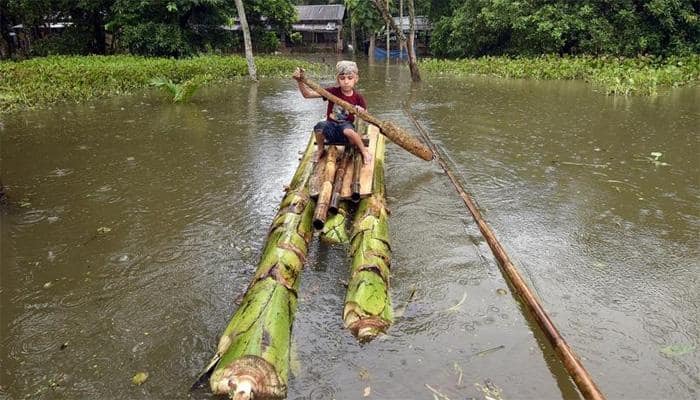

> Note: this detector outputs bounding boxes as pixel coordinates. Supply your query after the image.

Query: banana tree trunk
[343,131,393,342]
[209,135,316,399]
[321,201,351,245]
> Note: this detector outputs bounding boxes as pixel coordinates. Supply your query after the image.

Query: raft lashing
[205,121,391,400]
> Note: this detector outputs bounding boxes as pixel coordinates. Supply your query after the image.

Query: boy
[293,61,372,165]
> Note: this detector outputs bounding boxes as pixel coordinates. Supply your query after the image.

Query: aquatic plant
[149,76,202,103]
[0,55,317,112]
[420,54,700,95]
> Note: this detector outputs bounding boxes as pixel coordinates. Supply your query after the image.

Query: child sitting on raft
[293,61,372,165]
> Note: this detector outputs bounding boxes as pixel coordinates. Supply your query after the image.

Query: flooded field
[1,59,698,399]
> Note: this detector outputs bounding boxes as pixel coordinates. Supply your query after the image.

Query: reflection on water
[1,60,698,399]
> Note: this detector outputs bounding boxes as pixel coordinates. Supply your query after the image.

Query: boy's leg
[342,127,372,165]
[313,130,325,162]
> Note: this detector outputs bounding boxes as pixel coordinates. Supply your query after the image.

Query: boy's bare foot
[362,152,373,165]
[312,149,325,163]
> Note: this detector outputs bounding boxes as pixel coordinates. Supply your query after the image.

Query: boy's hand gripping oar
[293,68,433,161]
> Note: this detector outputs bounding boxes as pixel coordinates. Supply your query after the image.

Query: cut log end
[312,218,326,231]
[344,305,390,342]
[347,317,390,343]
[211,355,286,400]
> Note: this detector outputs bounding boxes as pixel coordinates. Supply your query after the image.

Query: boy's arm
[293,68,322,99]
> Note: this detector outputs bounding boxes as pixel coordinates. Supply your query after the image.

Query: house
[374,16,432,59]
[292,5,345,52]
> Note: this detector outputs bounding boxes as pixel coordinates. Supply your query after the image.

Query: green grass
[0,54,318,112]
[420,55,700,95]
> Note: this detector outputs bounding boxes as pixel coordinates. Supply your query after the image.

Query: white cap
[336,60,358,75]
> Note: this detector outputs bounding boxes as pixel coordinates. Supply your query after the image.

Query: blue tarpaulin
[374,47,414,61]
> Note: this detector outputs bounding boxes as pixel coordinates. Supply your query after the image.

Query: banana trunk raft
[204,122,392,400]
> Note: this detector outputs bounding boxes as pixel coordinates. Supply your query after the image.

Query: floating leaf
[660,344,695,357]
[97,227,111,234]
[132,371,149,385]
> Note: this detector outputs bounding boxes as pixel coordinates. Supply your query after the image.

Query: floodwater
[1,59,698,400]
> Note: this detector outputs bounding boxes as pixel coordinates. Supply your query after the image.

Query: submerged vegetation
[0,55,316,112]
[421,55,700,95]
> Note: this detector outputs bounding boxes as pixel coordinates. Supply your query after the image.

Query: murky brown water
[1,59,698,400]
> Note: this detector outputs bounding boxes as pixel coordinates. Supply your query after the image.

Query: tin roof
[392,16,431,31]
[296,5,345,22]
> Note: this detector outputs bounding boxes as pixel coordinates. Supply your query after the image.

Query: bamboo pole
[293,69,433,161]
[343,129,393,342]
[313,146,339,230]
[330,148,351,212]
[205,135,317,400]
[402,105,606,400]
[351,148,362,202]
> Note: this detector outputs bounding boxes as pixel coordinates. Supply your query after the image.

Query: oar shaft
[403,105,606,400]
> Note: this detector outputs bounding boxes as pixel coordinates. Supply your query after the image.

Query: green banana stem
[343,131,393,342]
[210,135,316,399]
[320,201,351,244]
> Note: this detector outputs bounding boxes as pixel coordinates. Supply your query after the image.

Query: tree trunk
[92,11,106,54]
[209,135,316,399]
[0,8,14,59]
[368,34,376,64]
[234,0,257,81]
[385,0,390,54]
[349,8,356,52]
[343,126,393,342]
[399,0,405,59]
[372,0,421,82]
[406,0,421,81]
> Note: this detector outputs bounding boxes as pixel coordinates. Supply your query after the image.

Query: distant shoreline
[2,54,698,113]
[421,55,700,95]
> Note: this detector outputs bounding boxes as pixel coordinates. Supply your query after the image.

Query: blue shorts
[313,120,355,144]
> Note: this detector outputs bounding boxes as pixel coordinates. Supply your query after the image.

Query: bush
[420,54,700,95]
[30,26,95,57]
[0,54,319,112]
[118,23,193,58]
[253,30,281,53]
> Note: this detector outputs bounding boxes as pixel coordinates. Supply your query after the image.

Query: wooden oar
[402,103,606,400]
[294,68,433,161]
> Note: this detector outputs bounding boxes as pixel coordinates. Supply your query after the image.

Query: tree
[371,0,421,82]
[109,0,234,57]
[430,0,700,57]
[345,0,383,58]
[234,0,256,81]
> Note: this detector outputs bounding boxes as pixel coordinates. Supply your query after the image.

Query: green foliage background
[430,0,700,58]
[1,0,298,58]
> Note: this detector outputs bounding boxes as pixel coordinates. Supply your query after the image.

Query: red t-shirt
[324,86,367,124]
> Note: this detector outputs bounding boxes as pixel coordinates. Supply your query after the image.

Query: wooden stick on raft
[313,146,339,230]
[402,104,606,400]
[294,68,433,161]
[351,148,362,202]
[330,148,351,213]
